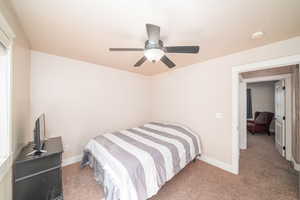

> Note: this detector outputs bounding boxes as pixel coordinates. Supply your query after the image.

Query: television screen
[34,113,45,151]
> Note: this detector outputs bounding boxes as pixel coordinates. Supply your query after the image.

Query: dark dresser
[14,137,64,200]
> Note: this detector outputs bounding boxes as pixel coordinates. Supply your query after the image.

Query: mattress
[81,122,201,200]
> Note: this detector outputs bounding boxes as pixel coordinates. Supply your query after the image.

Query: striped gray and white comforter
[81,122,201,200]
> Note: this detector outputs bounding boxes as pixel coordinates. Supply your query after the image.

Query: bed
[81,122,201,200]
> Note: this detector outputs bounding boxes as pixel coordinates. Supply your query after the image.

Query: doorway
[231,54,300,174]
[240,75,292,161]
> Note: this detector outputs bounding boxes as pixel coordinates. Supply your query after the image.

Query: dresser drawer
[14,167,62,200]
[15,153,61,180]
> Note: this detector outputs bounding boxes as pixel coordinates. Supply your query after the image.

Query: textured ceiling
[10,0,300,75]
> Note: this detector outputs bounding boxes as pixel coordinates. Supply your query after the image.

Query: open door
[275,80,286,157]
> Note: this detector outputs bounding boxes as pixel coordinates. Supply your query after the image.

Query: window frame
[0,42,13,181]
[0,12,15,181]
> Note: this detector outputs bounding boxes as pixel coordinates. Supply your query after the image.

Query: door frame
[232,54,300,174]
[239,74,292,161]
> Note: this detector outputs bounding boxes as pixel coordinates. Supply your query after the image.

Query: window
[0,42,11,162]
[0,13,14,180]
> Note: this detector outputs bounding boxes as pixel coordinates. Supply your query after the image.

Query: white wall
[0,0,31,199]
[247,82,275,116]
[0,170,12,200]
[31,51,151,159]
[31,36,300,171]
[150,36,300,166]
[247,82,275,130]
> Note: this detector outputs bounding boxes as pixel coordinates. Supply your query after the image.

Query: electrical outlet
[64,144,70,152]
[216,113,224,119]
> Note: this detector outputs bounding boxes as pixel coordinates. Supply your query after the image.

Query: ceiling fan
[109,24,200,68]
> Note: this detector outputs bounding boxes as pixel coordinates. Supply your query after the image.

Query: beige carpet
[62,133,298,200]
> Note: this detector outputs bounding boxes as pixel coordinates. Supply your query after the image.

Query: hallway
[239,133,298,199]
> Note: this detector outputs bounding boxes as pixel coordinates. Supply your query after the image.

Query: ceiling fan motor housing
[145,40,164,50]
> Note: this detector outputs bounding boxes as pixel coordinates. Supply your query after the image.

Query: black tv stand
[14,137,64,200]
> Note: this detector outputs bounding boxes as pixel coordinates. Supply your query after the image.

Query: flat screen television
[33,113,46,152]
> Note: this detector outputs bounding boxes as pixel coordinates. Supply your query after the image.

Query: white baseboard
[292,157,300,171]
[62,154,238,175]
[294,163,300,171]
[199,155,238,175]
[62,154,82,167]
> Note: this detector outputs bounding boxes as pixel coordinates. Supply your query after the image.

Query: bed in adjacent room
[81,122,201,200]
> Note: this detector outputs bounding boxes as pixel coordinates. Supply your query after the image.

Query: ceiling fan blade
[134,56,147,67]
[165,46,200,53]
[146,24,160,43]
[109,48,144,51]
[161,55,176,68]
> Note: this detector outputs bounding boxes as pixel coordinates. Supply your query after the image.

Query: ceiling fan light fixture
[144,48,164,62]
[109,24,200,68]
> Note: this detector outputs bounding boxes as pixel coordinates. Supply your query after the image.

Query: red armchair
[247,112,274,135]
